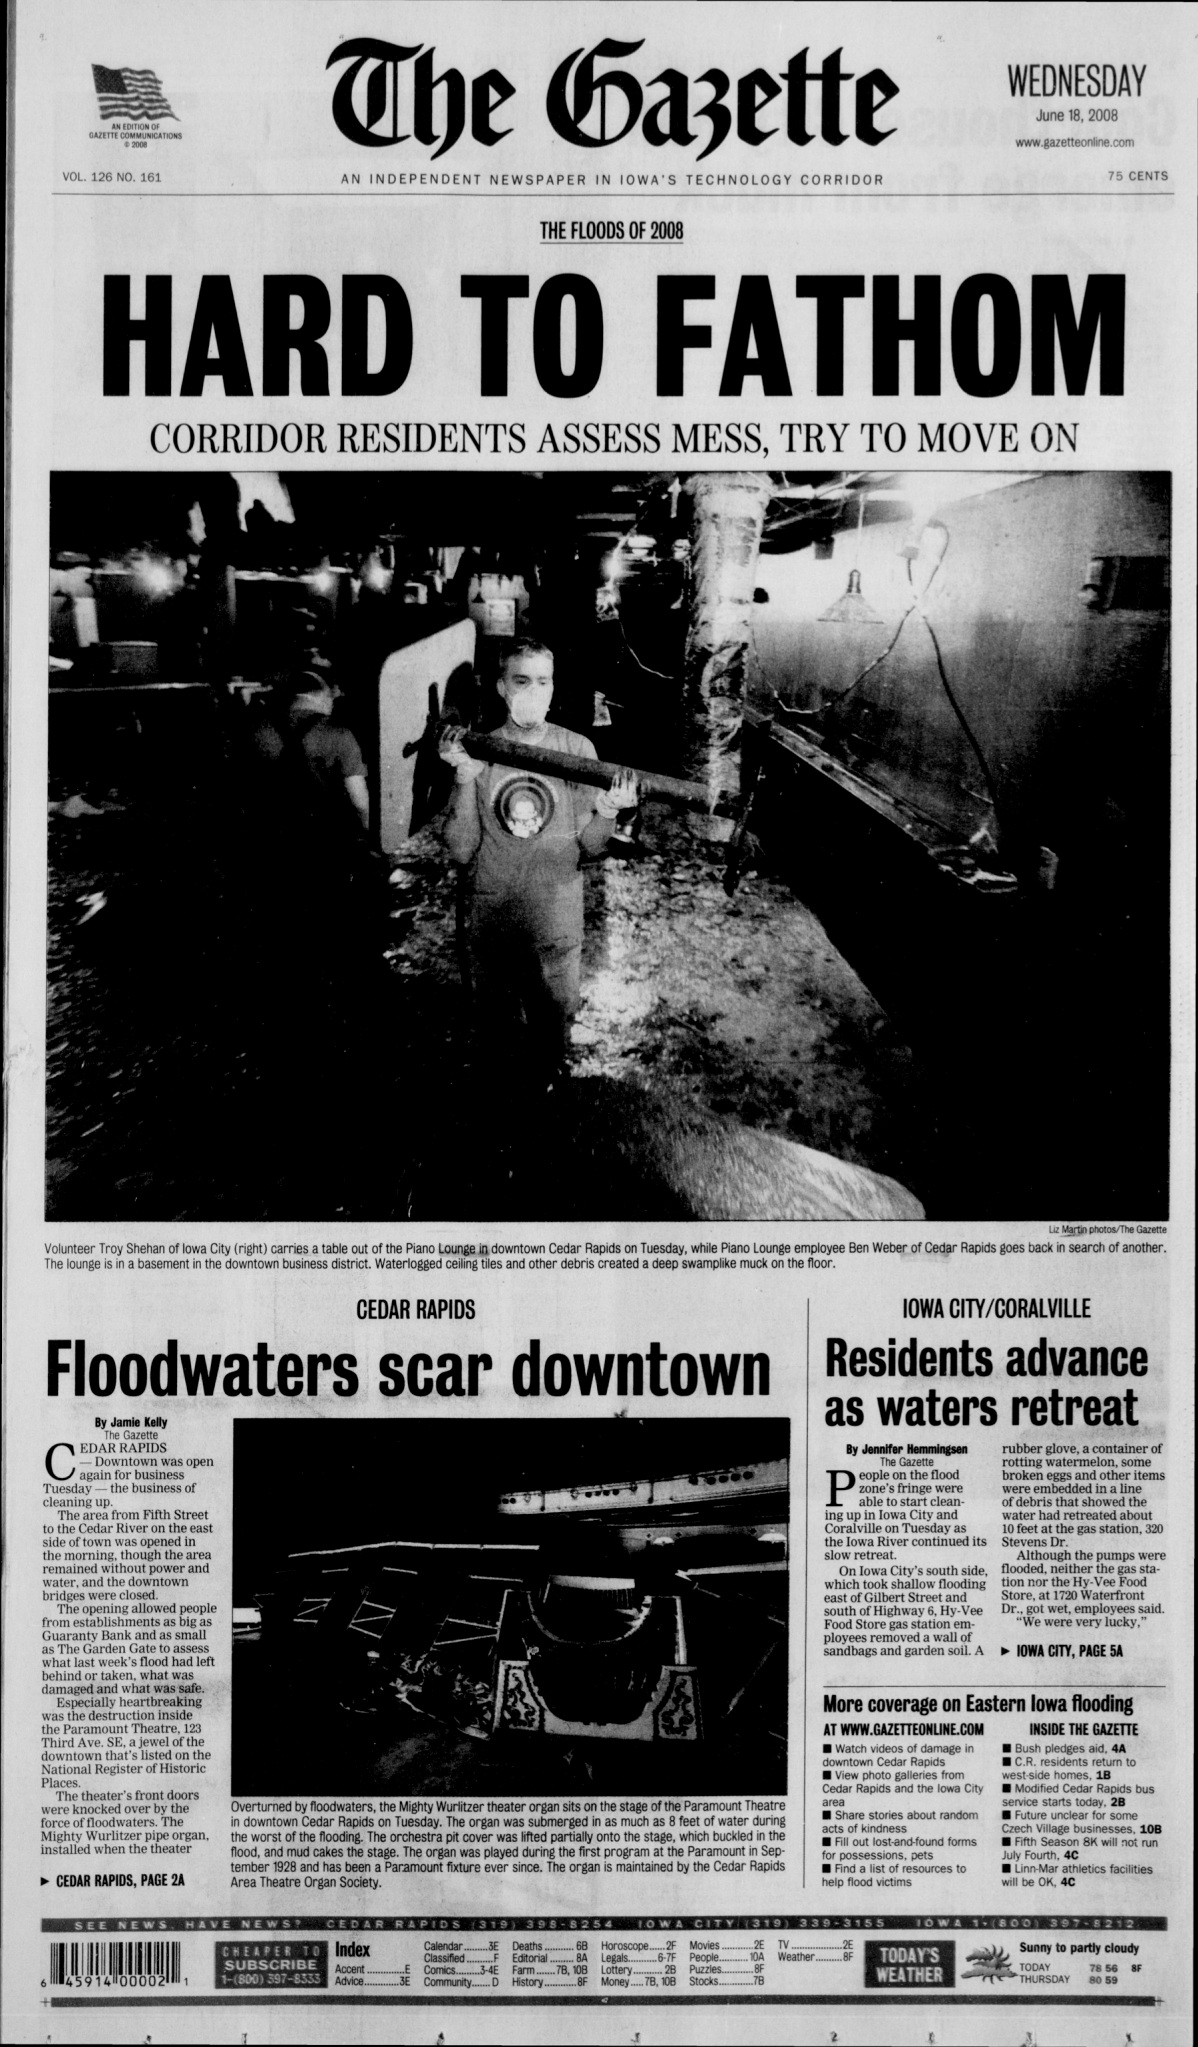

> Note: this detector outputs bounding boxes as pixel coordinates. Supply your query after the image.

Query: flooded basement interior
[45,465,1170,1224]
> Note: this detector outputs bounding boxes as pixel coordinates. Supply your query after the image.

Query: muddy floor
[575,816,920,1181]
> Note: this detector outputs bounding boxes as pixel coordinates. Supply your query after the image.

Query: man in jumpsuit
[439,637,637,1082]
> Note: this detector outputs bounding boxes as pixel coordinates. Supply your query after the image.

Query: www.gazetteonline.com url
[1015,134,1136,149]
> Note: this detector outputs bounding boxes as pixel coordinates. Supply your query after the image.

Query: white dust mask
[508,684,552,728]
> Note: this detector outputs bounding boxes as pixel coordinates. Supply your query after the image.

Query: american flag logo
[91,64,177,122]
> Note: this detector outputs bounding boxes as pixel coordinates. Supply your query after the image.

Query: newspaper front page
[4,3,1194,2041]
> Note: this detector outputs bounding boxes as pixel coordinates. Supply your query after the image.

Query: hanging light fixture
[819,487,884,624]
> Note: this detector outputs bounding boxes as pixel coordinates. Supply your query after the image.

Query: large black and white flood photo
[46,468,1169,1221]
[232,1418,789,1799]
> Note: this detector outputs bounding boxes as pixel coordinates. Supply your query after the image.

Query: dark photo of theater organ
[46,469,1169,1223]
[232,1419,788,1798]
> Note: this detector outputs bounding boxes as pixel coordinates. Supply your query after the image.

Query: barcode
[49,1940,182,1985]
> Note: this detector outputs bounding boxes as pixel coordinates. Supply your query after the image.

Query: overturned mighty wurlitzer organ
[237,1454,788,1782]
